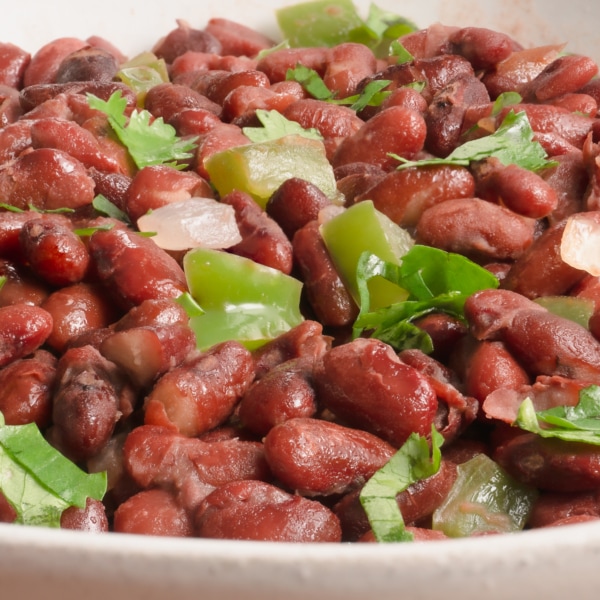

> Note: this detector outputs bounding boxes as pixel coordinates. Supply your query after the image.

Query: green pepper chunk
[320,200,414,310]
[204,135,340,210]
[181,248,304,351]
[276,0,365,47]
[534,295,595,329]
[432,454,538,538]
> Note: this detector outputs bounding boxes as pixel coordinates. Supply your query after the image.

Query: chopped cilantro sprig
[87,91,197,170]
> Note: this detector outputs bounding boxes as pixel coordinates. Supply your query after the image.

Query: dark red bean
[195,479,342,542]
[314,338,438,447]
[449,27,515,70]
[54,46,118,83]
[152,21,222,64]
[0,42,31,89]
[204,18,275,57]
[61,498,109,533]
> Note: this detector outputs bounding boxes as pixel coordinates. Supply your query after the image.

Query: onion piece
[560,211,600,276]
[137,197,242,251]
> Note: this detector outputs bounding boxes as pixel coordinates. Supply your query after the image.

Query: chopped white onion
[560,212,600,276]
[137,197,242,251]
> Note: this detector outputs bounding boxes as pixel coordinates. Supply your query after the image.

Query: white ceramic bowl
[2,2,600,599]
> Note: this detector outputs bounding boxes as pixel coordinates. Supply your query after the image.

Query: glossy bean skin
[204,18,275,57]
[314,338,438,447]
[0,147,95,210]
[292,220,358,328]
[358,164,475,227]
[60,498,109,533]
[113,488,193,537]
[41,282,119,353]
[54,46,118,84]
[528,489,600,528]
[323,43,377,98]
[152,21,222,64]
[449,27,515,70]
[195,479,342,542]
[51,345,129,462]
[221,189,293,274]
[123,424,270,511]
[473,158,558,219]
[332,106,427,170]
[0,42,31,89]
[88,226,188,309]
[0,350,56,427]
[19,217,90,287]
[416,197,537,263]
[0,304,53,367]
[266,177,332,239]
[144,82,222,124]
[501,219,587,299]
[0,259,50,307]
[23,37,87,87]
[264,417,395,496]
[495,433,600,492]
[143,341,256,437]
[238,357,318,436]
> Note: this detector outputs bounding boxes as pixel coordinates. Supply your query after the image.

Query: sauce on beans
[1,5,600,542]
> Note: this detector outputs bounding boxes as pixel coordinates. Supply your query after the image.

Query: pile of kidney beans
[1,16,600,542]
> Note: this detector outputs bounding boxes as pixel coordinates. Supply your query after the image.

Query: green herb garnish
[0,412,107,527]
[242,108,323,143]
[392,110,557,172]
[92,194,131,224]
[360,426,443,542]
[515,385,600,445]
[87,91,197,170]
[353,245,499,352]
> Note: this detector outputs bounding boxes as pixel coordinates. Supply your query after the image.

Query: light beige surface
[1,2,600,599]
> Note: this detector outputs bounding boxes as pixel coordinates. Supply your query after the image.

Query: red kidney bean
[0,120,32,164]
[195,479,342,542]
[61,497,109,533]
[323,42,377,98]
[332,105,427,170]
[334,459,458,541]
[54,46,119,83]
[264,417,395,496]
[152,21,222,64]
[257,46,328,83]
[412,312,468,363]
[194,122,250,179]
[100,323,197,389]
[502,308,600,381]
[199,70,270,106]
[464,288,547,341]
[501,219,587,299]
[0,147,95,210]
[23,37,87,86]
[416,197,537,263]
[88,226,188,309]
[528,489,600,528]
[113,298,190,330]
[425,74,490,157]
[143,341,255,437]
[51,345,128,462]
[283,98,364,161]
[89,169,132,213]
[358,164,475,227]
[473,157,558,219]
[266,177,332,239]
[0,259,49,307]
[495,432,600,492]
[523,54,599,102]
[19,217,90,287]
[220,189,293,274]
[29,117,124,174]
[0,42,30,89]
[238,357,318,436]
[126,164,214,224]
[314,338,438,447]
[0,303,53,367]
[449,27,515,70]
[548,92,598,117]
[292,220,358,328]
[204,18,275,57]
[252,319,331,379]
[0,350,56,427]
[123,424,270,511]
[113,488,193,537]
[462,340,531,405]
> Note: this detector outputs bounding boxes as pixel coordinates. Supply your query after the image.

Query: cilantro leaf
[0,412,107,527]
[393,110,557,172]
[515,385,600,445]
[353,246,499,351]
[242,109,323,143]
[286,65,392,111]
[87,91,197,170]
[92,194,131,224]
[360,427,443,542]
